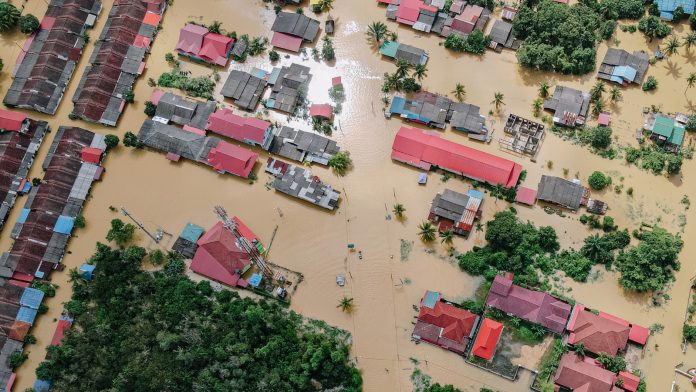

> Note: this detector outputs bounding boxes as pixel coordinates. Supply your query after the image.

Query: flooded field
[2,0,696,390]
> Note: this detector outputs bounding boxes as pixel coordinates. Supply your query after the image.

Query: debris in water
[400,239,413,261]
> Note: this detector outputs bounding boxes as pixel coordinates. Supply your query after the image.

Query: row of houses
[221,64,312,114]
[3,0,102,115]
[71,0,166,126]
[414,275,649,392]
[0,125,108,391]
[0,111,48,231]
[388,91,488,140]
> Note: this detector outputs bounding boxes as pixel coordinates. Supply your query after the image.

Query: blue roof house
[658,0,695,20]
[79,263,96,281]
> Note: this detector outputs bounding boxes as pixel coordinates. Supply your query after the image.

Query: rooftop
[271,12,320,42]
[554,353,618,392]
[543,86,591,127]
[537,175,588,211]
[221,70,267,111]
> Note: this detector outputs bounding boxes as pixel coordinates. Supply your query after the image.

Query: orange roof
[472,318,503,360]
[142,12,161,26]
[418,291,478,343]
[618,371,641,392]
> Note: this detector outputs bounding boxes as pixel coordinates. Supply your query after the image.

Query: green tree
[74,214,86,229]
[418,221,437,242]
[366,21,389,44]
[609,86,621,102]
[413,64,427,81]
[328,151,352,176]
[686,72,696,94]
[642,76,658,91]
[125,90,135,103]
[590,126,612,149]
[590,80,605,102]
[538,81,550,98]
[321,36,335,61]
[337,296,354,312]
[394,59,412,79]
[392,203,406,218]
[106,219,135,247]
[663,35,681,57]
[591,100,605,117]
[269,49,280,62]
[588,171,609,190]
[452,83,466,101]
[207,21,222,34]
[0,3,20,32]
[439,229,455,246]
[149,249,165,266]
[685,32,696,51]
[144,101,156,116]
[638,16,671,42]
[615,227,683,291]
[164,52,175,63]
[123,131,144,148]
[596,353,627,373]
[492,92,505,111]
[18,14,39,34]
[104,134,119,151]
[532,98,543,117]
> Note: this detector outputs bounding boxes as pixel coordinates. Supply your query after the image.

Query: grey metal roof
[220,70,266,111]
[268,64,311,113]
[450,102,484,133]
[489,20,513,46]
[268,126,339,165]
[598,48,650,84]
[430,189,469,222]
[395,43,428,66]
[154,92,215,129]
[138,120,212,162]
[543,86,590,126]
[231,38,247,57]
[271,12,320,42]
[537,175,585,210]
[267,160,339,210]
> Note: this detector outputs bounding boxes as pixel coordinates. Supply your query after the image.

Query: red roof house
[199,33,234,66]
[485,275,571,334]
[567,305,646,356]
[50,318,73,346]
[189,221,251,287]
[618,371,641,392]
[309,104,334,120]
[175,23,207,55]
[451,5,483,34]
[81,147,103,164]
[412,290,479,355]
[392,126,522,188]
[515,186,537,206]
[0,110,27,132]
[206,109,272,146]
[207,141,257,178]
[271,32,304,52]
[471,318,503,361]
[554,353,618,392]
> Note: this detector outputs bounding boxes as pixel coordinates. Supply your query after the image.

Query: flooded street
[2,0,696,390]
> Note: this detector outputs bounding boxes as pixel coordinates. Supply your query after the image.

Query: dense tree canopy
[615,227,683,291]
[513,1,601,74]
[38,243,362,391]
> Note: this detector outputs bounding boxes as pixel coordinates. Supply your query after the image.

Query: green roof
[653,115,685,146]
[379,41,399,59]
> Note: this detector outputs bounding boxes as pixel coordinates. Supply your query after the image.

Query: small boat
[358,251,363,260]
[336,275,345,287]
[418,173,427,185]
[325,17,335,35]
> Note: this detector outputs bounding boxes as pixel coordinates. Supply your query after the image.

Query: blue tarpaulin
[389,96,406,115]
[612,65,637,83]
[180,223,204,243]
[248,273,262,288]
[422,291,439,309]
[53,216,75,235]
[16,306,38,325]
[657,0,695,14]
[17,208,29,224]
[468,189,485,200]
[79,264,96,281]
[21,182,31,193]
[20,288,44,310]
[33,379,51,391]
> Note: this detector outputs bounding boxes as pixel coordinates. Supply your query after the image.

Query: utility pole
[120,207,159,243]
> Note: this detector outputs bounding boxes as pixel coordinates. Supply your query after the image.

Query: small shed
[597,112,611,126]
[53,216,75,235]
[79,263,96,281]
[309,104,334,120]
[515,186,537,206]
[248,273,262,288]
[81,147,103,164]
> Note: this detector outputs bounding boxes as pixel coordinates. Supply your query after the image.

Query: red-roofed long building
[471,318,503,361]
[554,353,619,392]
[207,141,257,178]
[412,290,479,355]
[391,126,522,188]
[206,108,273,148]
[175,23,234,66]
[485,275,571,334]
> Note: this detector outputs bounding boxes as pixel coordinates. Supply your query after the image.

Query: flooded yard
[2,0,696,391]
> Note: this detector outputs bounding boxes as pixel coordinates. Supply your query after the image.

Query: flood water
[2,1,696,391]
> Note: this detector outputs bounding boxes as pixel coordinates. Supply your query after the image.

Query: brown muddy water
[2,0,696,391]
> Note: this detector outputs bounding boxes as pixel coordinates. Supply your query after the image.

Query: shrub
[104,134,119,150]
[684,324,696,342]
[74,214,86,229]
[269,49,279,62]
[328,151,352,176]
[642,76,658,91]
[588,171,609,190]
[18,14,39,34]
[144,101,156,117]
[0,3,21,32]
[625,147,641,163]
[590,126,612,149]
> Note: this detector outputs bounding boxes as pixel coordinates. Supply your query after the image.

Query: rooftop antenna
[120,207,160,243]
[214,206,273,281]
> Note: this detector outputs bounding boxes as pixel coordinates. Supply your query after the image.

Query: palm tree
[67,268,83,284]
[439,229,454,246]
[532,98,543,116]
[590,80,605,102]
[474,222,483,232]
[685,32,696,51]
[686,72,696,94]
[573,343,587,358]
[366,21,389,44]
[392,203,406,218]
[452,83,466,101]
[418,221,437,242]
[208,21,222,34]
[395,60,412,79]
[0,3,20,32]
[664,35,681,57]
[492,92,505,111]
[413,64,428,81]
[609,86,622,103]
[320,0,334,12]
[538,81,550,98]
[592,100,605,117]
[337,296,354,313]
[581,234,604,263]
